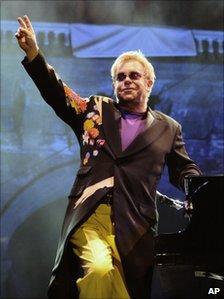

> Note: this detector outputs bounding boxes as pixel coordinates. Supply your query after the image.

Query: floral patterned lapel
[82,102,106,165]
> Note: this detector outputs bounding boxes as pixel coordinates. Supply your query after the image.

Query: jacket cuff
[179,168,202,191]
[21,50,45,67]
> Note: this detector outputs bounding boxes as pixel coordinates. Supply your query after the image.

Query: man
[16,15,202,299]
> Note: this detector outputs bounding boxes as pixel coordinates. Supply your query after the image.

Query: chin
[118,95,135,102]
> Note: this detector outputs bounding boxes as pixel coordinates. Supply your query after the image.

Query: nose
[123,75,132,85]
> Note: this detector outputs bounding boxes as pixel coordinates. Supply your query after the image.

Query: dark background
[1,0,223,30]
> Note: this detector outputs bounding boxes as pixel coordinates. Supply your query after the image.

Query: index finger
[17,16,27,29]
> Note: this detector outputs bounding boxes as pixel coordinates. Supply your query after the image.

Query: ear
[146,79,153,90]
[112,80,117,92]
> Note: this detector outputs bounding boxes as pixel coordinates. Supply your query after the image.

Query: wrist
[26,48,39,62]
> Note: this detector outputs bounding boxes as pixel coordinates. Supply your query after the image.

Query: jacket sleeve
[166,124,202,190]
[21,51,89,139]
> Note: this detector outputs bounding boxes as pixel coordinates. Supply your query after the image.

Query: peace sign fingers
[18,15,34,33]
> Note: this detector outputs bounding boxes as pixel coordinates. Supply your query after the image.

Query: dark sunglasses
[115,71,143,82]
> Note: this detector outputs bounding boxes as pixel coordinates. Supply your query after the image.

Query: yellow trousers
[70,204,130,299]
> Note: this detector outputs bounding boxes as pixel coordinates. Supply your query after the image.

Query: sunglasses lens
[129,72,141,80]
[116,73,126,81]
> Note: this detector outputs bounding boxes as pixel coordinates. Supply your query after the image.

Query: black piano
[152,176,224,299]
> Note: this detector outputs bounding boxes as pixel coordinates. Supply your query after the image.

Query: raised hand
[15,15,39,61]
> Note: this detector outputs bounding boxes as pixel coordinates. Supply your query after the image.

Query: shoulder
[152,110,180,129]
[89,95,114,105]
[88,95,114,111]
[86,95,114,121]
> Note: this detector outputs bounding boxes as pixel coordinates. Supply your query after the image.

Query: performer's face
[113,60,152,105]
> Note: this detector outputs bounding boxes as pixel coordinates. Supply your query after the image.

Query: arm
[15,16,89,137]
[21,52,88,127]
[166,124,202,190]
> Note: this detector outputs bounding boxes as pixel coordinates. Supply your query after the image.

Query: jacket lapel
[120,108,168,158]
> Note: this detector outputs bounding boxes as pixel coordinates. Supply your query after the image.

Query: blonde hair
[110,50,156,85]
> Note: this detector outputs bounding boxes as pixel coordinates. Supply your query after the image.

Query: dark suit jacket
[22,52,202,299]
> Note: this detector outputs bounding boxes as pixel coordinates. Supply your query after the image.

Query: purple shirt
[120,109,148,151]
